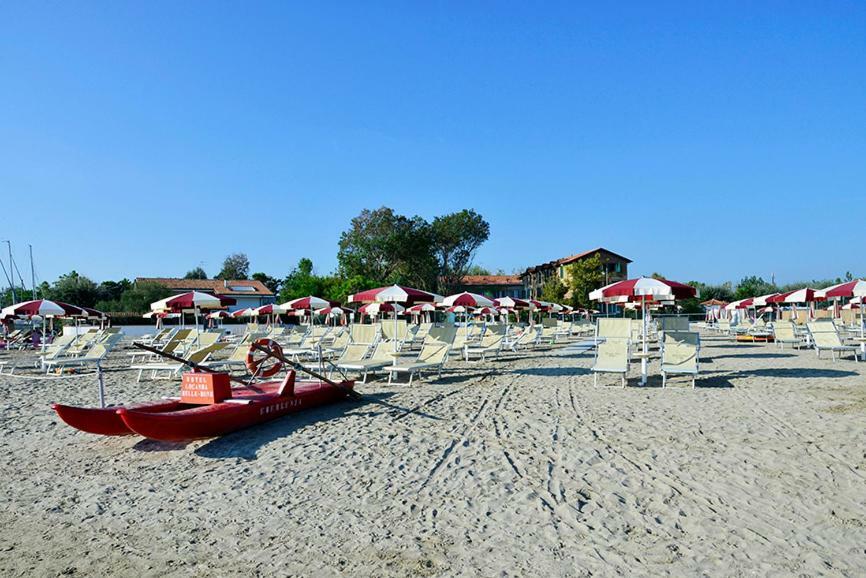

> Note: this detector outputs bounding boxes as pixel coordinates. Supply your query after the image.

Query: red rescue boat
[53,371,354,442]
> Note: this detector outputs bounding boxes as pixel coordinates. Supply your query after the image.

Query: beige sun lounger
[660,331,700,388]
[335,339,398,383]
[132,343,228,381]
[386,326,457,384]
[44,334,123,373]
[773,321,804,349]
[591,337,630,387]
[807,321,859,362]
[464,327,506,361]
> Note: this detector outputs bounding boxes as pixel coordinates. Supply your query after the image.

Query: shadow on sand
[726,367,859,380]
[511,366,590,377]
[711,353,796,360]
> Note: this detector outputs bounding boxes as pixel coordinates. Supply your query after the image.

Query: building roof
[459,275,523,286]
[136,277,274,296]
[522,247,632,275]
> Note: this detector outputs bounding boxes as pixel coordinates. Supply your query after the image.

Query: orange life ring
[246,338,284,378]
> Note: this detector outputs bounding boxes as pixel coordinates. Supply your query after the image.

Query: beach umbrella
[442,291,494,308]
[590,277,698,386]
[281,296,338,325]
[357,302,405,316]
[206,310,233,319]
[781,288,821,321]
[151,291,236,338]
[315,306,349,326]
[494,297,530,328]
[232,307,257,318]
[1,299,84,350]
[349,285,440,354]
[817,280,866,346]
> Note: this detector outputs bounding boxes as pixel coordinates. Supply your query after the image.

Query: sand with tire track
[1,331,865,576]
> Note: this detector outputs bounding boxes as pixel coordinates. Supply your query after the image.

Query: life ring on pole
[246,338,284,378]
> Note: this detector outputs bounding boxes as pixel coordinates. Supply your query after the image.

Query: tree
[431,209,490,293]
[466,264,491,276]
[567,253,604,309]
[337,207,437,289]
[734,276,777,300]
[119,282,172,313]
[184,267,208,279]
[50,271,100,307]
[216,253,250,280]
[279,258,326,302]
[540,276,567,303]
[252,272,281,295]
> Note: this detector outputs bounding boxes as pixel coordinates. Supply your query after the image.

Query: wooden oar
[132,342,264,393]
[250,342,362,400]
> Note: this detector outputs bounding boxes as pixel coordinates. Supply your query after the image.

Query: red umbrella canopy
[254,304,288,316]
[281,296,338,311]
[152,291,236,312]
[589,277,697,302]
[1,299,80,318]
[442,291,494,308]
[473,307,497,316]
[493,297,530,310]
[206,310,233,320]
[816,279,866,299]
[349,285,440,305]
[781,288,820,303]
[407,303,437,314]
[232,307,257,318]
[76,306,108,320]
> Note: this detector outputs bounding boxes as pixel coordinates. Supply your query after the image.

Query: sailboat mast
[29,244,36,300]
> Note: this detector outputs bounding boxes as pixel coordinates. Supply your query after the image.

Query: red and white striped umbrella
[315,306,348,317]
[473,307,497,316]
[254,303,287,316]
[493,297,530,310]
[206,310,232,320]
[407,303,436,314]
[349,285,441,305]
[1,299,74,318]
[151,291,235,312]
[782,288,820,303]
[232,307,257,318]
[816,279,866,299]
[589,277,697,302]
[441,291,494,308]
[280,296,337,311]
[724,298,754,311]
[358,302,405,316]
[445,305,474,313]
[753,293,780,307]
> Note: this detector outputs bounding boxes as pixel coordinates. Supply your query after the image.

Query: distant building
[136,278,275,311]
[453,275,526,300]
[521,247,632,299]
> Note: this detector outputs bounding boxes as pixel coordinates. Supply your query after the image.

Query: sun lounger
[773,321,803,349]
[807,321,859,362]
[591,337,630,387]
[132,342,229,381]
[335,339,398,383]
[464,326,506,361]
[386,327,457,384]
[660,331,700,388]
[44,334,123,373]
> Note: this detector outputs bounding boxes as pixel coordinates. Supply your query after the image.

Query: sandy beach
[1,331,865,576]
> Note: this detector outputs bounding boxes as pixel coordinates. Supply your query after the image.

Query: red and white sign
[181,372,231,405]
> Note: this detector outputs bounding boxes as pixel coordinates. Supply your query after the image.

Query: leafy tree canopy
[540,276,567,303]
[431,209,490,293]
[184,266,208,279]
[567,252,604,309]
[216,253,250,280]
[251,272,281,295]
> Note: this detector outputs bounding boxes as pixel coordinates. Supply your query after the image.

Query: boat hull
[52,400,181,436]
[117,380,353,442]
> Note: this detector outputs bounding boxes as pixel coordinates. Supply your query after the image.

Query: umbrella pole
[641,298,648,386]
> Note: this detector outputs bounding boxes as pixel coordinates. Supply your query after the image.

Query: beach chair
[464,325,506,361]
[132,342,229,381]
[350,324,379,346]
[591,337,631,387]
[773,321,803,349]
[510,325,541,351]
[313,343,371,377]
[660,331,700,388]
[200,341,255,372]
[386,327,457,384]
[807,321,859,362]
[335,339,398,383]
[44,334,123,373]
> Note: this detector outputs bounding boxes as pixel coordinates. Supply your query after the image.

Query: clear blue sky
[2,2,864,288]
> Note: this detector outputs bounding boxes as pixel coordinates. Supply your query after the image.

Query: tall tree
[567,252,605,309]
[184,267,208,279]
[50,271,100,307]
[734,276,777,299]
[431,209,490,293]
[251,272,281,294]
[216,253,250,280]
[540,276,567,303]
[337,207,437,289]
[279,258,325,302]
[119,282,172,313]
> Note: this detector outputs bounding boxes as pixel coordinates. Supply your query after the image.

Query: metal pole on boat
[97,361,106,408]
[29,245,36,300]
[5,241,15,304]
